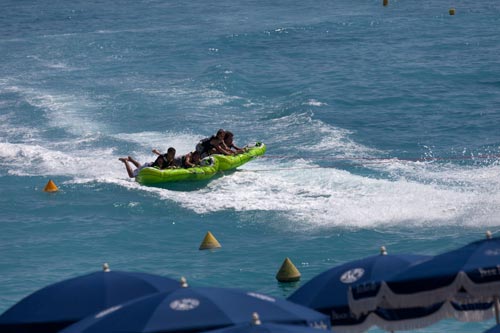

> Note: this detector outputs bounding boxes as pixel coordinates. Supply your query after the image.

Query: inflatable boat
[135,156,218,185]
[136,142,266,185]
[213,142,266,171]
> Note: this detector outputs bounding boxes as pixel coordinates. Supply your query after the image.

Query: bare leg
[119,157,135,178]
[127,156,141,168]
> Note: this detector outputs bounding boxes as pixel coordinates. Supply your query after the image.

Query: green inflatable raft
[136,142,266,185]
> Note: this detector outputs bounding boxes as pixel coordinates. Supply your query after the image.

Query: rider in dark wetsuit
[151,147,180,168]
[195,129,233,157]
[181,151,201,168]
[196,135,216,157]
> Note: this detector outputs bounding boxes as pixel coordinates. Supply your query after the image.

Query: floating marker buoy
[383,0,389,6]
[449,8,456,15]
[276,257,301,282]
[199,231,221,250]
[43,179,59,192]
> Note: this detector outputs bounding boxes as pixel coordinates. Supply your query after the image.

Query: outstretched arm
[184,155,195,168]
[210,138,234,155]
[214,145,234,155]
[230,143,244,154]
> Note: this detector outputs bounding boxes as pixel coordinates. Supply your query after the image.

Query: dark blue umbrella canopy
[201,313,331,333]
[60,281,330,333]
[288,246,430,331]
[201,322,327,333]
[350,233,500,314]
[0,266,180,333]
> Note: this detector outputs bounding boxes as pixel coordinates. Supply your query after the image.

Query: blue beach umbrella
[0,264,180,333]
[201,312,331,333]
[349,232,500,322]
[60,278,330,333]
[288,247,431,332]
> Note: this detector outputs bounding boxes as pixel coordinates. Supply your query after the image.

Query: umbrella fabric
[349,236,500,314]
[314,301,493,333]
[200,321,330,333]
[60,286,331,333]
[0,270,180,333]
[368,301,494,332]
[287,251,430,332]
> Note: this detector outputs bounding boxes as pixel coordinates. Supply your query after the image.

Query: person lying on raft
[119,154,168,178]
[196,129,234,158]
[152,147,180,168]
[182,150,201,168]
[223,131,244,154]
[152,147,201,168]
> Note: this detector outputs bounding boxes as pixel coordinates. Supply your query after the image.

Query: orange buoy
[199,231,222,250]
[43,179,59,192]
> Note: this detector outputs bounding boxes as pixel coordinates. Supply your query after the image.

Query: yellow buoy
[383,0,389,6]
[275,257,301,282]
[449,8,456,15]
[43,179,59,192]
[199,231,221,250]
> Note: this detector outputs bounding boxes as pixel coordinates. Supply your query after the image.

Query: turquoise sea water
[1,1,500,332]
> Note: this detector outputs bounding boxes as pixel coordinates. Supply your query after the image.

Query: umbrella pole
[495,296,500,324]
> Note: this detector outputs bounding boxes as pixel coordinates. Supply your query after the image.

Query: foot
[119,157,128,163]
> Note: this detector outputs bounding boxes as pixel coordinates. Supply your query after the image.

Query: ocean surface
[1,0,500,332]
